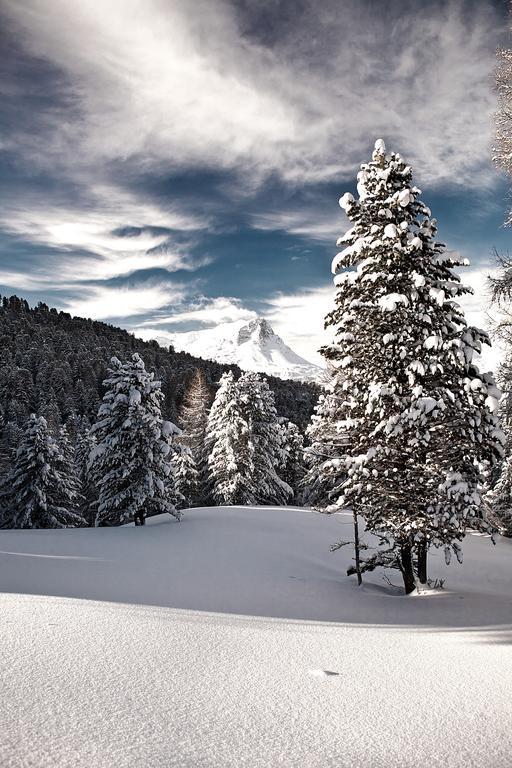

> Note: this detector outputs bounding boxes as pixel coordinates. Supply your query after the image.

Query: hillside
[0,296,319,444]
[137,317,323,382]
[1,506,511,767]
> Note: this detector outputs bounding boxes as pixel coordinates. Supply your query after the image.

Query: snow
[377,293,409,311]
[135,318,322,382]
[1,505,512,767]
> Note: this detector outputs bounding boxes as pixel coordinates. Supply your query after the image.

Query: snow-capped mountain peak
[135,317,322,382]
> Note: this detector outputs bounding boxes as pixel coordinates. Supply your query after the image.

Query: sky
[0,0,511,370]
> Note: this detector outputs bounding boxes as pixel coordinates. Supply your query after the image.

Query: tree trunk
[417,542,427,584]
[353,510,362,586]
[399,543,416,595]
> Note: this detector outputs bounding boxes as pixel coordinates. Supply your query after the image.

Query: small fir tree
[3,414,83,528]
[238,373,292,505]
[302,382,349,508]
[89,354,180,526]
[172,446,199,510]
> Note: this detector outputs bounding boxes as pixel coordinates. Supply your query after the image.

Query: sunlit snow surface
[1,506,511,767]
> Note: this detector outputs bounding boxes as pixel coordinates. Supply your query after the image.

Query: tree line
[0,355,307,528]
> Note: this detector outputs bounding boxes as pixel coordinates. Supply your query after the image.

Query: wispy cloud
[133,296,258,329]
[1,0,502,187]
[64,282,187,320]
[0,0,506,340]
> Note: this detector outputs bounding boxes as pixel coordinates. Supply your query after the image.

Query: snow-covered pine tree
[206,371,252,505]
[179,368,212,504]
[57,425,82,511]
[206,371,292,506]
[485,450,512,537]
[302,382,349,508]
[278,418,306,504]
[237,372,292,505]
[2,414,83,528]
[172,446,199,510]
[74,425,97,526]
[322,139,504,593]
[89,354,180,526]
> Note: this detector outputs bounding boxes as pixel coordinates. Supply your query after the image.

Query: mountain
[136,318,323,382]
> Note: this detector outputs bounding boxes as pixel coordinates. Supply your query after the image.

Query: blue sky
[0,0,510,366]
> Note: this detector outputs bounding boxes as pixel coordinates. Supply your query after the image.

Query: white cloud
[0,184,208,284]
[263,287,334,365]
[134,296,258,328]
[63,283,186,320]
[2,0,502,187]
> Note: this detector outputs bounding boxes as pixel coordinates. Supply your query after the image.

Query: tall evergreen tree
[74,425,97,526]
[179,368,212,504]
[206,371,251,505]
[206,372,291,505]
[2,414,83,528]
[320,139,504,593]
[238,373,292,505]
[278,418,306,504]
[89,354,180,526]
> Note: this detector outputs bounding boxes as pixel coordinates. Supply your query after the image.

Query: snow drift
[1,506,511,767]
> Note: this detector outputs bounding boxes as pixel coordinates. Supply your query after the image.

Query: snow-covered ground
[1,506,511,767]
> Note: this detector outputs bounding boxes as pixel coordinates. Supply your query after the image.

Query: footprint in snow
[308,669,340,678]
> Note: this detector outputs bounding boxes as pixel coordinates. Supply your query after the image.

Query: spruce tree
[238,373,292,505]
[90,354,180,526]
[278,419,306,504]
[206,371,252,505]
[172,447,199,510]
[485,453,512,537]
[179,368,212,504]
[3,414,83,528]
[206,372,291,506]
[74,425,97,526]
[322,139,504,593]
[303,384,349,508]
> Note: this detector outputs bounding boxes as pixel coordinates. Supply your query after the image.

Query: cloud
[134,296,258,329]
[1,0,502,187]
[262,286,335,365]
[63,282,187,320]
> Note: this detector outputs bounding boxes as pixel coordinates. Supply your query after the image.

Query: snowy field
[1,506,511,767]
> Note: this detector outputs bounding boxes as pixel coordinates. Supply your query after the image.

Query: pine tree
[302,383,349,508]
[278,418,305,504]
[57,425,82,510]
[2,414,83,528]
[172,447,199,510]
[206,371,252,505]
[485,452,512,537]
[206,372,292,506]
[89,354,180,526]
[74,425,97,526]
[238,373,292,505]
[321,139,504,593]
[179,368,212,504]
